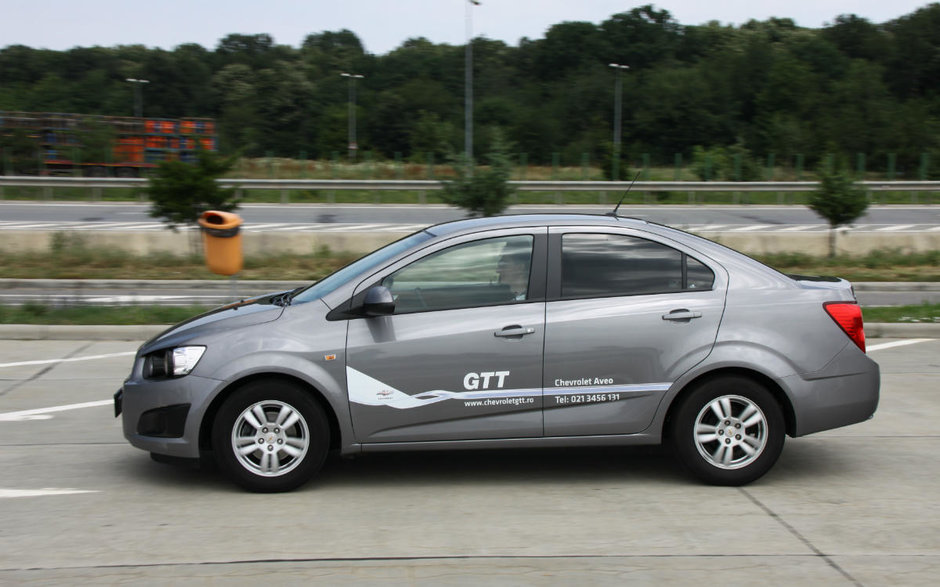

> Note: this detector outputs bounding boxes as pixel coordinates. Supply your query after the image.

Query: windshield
[292,230,433,304]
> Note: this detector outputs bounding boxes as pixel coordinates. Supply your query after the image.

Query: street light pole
[340,72,364,162]
[609,63,629,181]
[465,0,480,170]
[125,78,150,118]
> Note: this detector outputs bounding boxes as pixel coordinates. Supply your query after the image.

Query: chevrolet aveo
[115,214,880,492]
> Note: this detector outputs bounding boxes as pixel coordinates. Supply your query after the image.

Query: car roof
[425,213,650,237]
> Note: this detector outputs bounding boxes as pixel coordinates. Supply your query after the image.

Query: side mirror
[362,286,395,316]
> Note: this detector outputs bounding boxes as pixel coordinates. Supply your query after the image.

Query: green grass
[1,236,358,280]
[863,303,940,324]
[3,158,937,205]
[3,241,936,282]
[754,250,940,282]
[0,303,211,325]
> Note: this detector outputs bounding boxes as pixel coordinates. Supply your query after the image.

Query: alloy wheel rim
[231,400,309,477]
[693,394,768,470]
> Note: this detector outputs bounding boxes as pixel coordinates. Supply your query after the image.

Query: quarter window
[561,233,714,298]
[382,235,534,313]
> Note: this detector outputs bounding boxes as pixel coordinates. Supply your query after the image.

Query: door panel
[543,292,723,436]
[346,304,544,442]
[542,229,726,436]
[345,229,548,444]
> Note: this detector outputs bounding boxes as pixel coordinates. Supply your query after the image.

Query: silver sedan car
[115,214,879,492]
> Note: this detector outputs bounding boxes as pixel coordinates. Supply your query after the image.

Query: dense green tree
[600,5,682,69]
[809,165,869,256]
[440,131,515,217]
[884,4,940,98]
[0,6,938,175]
[147,149,239,229]
[822,15,888,62]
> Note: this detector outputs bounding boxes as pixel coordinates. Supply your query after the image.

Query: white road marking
[730,225,772,232]
[0,488,99,499]
[0,351,135,369]
[244,223,284,230]
[775,225,817,231]
[876,224,916,232]
[868,339,934,352]
[0,400,113,422]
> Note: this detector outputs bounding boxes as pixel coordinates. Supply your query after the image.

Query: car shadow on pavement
[313,445,689,490]
[117,445,689,492]
[118,440,858,492]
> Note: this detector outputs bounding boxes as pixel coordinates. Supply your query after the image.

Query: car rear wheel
[212,379,329,492]
[671,376,785,486]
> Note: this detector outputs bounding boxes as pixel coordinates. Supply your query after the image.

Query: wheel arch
[662,367,797,439]
[198,372,343,454]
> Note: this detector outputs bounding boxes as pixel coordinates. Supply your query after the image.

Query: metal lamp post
[465,0,480,170]
[609,63,629,181]
[340,72,364,162]
[125,78,150,118]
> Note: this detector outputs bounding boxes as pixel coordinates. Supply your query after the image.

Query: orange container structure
[198,211,243,276]
[0,111,217,176]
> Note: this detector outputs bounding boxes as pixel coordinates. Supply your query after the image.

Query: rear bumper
[786,346,880,437]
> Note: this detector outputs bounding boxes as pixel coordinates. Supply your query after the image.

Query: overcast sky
[3,1,934,54]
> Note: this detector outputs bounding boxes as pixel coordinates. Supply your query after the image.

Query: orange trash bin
[198,210,243,276]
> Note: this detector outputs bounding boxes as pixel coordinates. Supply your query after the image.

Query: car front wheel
[671,376,785,486]
[212,379,329,492]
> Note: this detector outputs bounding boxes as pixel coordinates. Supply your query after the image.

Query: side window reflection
[561,233,714,298]
[382,235,534,313]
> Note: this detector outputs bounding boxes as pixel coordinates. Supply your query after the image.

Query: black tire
[212,379,329,492]
[670,376,785,486]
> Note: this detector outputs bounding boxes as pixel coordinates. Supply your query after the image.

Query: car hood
[140,291,289,353]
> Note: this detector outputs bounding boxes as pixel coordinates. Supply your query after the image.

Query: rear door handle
[662,309,702,321]
[494,325,536,338]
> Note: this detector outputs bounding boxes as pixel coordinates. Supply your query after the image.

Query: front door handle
[494,325,536,338]
[662,309,702,321]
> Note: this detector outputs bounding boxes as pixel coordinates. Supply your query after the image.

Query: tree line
[1,4,939,177]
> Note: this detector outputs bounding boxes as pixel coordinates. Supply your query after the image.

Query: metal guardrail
[1,176,940,193]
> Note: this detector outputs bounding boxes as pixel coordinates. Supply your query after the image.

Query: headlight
[144,346,206,379]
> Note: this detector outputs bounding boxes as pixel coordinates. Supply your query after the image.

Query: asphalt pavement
[0,337,937,584]
[2,201,939,227]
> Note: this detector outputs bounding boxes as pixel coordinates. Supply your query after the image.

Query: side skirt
[352,431,661,454]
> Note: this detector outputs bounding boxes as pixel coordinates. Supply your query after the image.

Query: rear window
[561,233,714,298]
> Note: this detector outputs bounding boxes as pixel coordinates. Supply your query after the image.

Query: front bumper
[119,374,222,459]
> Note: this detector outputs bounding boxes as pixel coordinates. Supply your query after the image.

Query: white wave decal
[346,367,670,410]
[346,367,541,410]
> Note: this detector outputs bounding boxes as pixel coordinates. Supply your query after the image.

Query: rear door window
[560,233,714,298]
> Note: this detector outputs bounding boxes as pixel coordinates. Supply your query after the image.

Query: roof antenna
[607,171,642,217]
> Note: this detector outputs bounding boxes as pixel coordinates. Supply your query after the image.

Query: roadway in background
[1,201,939,230]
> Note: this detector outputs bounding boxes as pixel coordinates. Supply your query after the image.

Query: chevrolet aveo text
[115,214,880,492]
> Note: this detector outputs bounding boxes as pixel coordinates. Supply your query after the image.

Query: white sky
[2,1,934,54]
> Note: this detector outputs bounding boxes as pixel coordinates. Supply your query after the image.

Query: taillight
[824,302,866,353]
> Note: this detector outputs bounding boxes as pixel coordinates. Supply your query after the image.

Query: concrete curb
[0,323,935,341]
